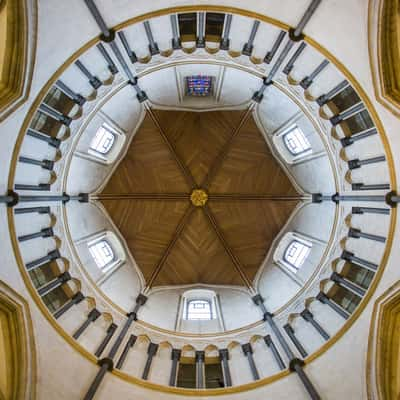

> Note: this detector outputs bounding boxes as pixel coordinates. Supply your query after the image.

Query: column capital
[288,28,305,42]
[219,348,229,361]
[289,357,305,372]
[6,190,19,207]
[60,271,71,282]
[136,293,148,306]
[100,28,116,43]
[148,342,159,356]
[316,291,329,303]
[386,190,398,208]
[195,351,205,362]
[330,271,342,283]
[98,357,114,371]
[126,311,137,321]
[312,193,323,203]
[72,291,85,304]
[263,311,274,321]
[283,323,294,334]
[242,343,253,355]
[300,309,313,321]
[171,348,181,361]
[252,294,264,306]
[264,335,273,346]
[88,308,101,321]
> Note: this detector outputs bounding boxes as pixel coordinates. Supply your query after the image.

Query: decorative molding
[5,5,398,396]
[0,0,37,121]
[0,281,36,400]
[368,0,400,117]
[367,281,400,400]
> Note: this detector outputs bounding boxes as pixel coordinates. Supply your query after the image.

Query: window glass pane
[283,126,312,156]
[88,239,115,269]
[343,263,374,290]
[330,286,361,314]
[178,13,197,41]
[343,110,373,133]
[44,87,75,115]
[30,110,63,137]
[29,262,56,289]
[177,363,196,388]
[43,286,68,313]
[89,124,116,155]
[205,363,224,388]
[186,75,213,97]
[330,86,361,112]
[186,300,213,320]
[283,239,312,270]
[205,13,225,39]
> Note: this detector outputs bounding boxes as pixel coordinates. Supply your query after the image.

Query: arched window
[88,239,116,269]
[283,125,311,156]
[89,123,116,155]
[186,299,213,320]
[283,239,312,271]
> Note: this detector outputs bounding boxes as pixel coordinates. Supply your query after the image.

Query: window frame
[185,75,214,97]
[282,125,312,156]
[88,238,117,271]
[282,239,312,272]
[88,123,117,156]
[185,299,214,321]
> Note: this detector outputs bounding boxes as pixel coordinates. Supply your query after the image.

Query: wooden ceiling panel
[207,200,299,280]
[101,199,190,282]
[99,109,299,289]
[154,110,243,186]
[208,116,298,195]
[102,114,190,194]
[153,208,243,286]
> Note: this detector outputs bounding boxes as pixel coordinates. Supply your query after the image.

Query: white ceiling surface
[139,64,260,109]
[0,2,399,400]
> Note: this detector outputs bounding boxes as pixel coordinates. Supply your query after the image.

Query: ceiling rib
[209,194,307,201]
[201,103,255,189]
[146,204,195,289]
[94,193,189,201]
[203,204,254,290]
[145,104,197,189]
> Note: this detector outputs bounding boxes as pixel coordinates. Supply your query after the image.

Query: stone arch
[0,281,36,399]
[0,0,37,121]
[367,281,400,399]
[369,0,400,116]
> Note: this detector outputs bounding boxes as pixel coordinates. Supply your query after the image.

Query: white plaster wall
[141,286,260,332]
[0,1,399,399]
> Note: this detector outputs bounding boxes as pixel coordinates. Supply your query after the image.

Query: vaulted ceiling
[99,108,300,288]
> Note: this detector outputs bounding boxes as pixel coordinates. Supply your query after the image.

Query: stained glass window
[283,239,312,271]
[283,126,312,156]
[186,299,213,320]
[89,124,116,155]
[186,75,213,97]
